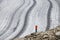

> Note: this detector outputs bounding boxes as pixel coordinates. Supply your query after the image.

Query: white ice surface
[0,0,60,40]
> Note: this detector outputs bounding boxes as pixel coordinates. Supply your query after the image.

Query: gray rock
[14,26,60,40]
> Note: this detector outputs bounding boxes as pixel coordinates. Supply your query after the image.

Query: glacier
[0,0,60,40]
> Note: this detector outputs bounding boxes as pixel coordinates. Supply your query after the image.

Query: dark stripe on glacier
[46,0,53,31]
[0,0,25,36]
[55,0,60,25]
[12,0,36,40]
[0,0,3,3]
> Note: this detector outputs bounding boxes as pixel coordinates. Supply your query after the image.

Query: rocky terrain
[14,26,60,40]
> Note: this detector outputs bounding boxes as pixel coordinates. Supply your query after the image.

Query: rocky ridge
[14,26,60,40]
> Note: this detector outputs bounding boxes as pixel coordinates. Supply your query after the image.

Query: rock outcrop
[14,26,60,40]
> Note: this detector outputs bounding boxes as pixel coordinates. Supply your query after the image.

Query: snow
[0,0,60,40]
